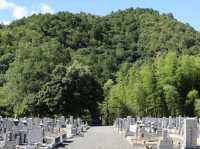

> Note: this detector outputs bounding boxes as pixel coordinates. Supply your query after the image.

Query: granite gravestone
[182,118,197,149]
[157,129,173,149]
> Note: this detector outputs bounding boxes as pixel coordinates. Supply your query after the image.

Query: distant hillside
[0,8,200,121]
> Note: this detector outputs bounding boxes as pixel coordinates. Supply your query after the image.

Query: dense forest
[0,8,200,124]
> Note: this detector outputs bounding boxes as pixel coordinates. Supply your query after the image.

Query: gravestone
[182,118,197,149]
[138,124,145,139]
[157,129,173,149]
[57,116,65,128]
[119,118,123,132]
[125,124,136,137]
[27,118,33,129]
[43,117,54,133]
[126,116,132,126]
[33,118,40,126]
[27,127,43,145]
[77,118,82,127]
[162,117,168,129]
[18,130,28,145]
[168,116,173,129]
[70,116,74,125]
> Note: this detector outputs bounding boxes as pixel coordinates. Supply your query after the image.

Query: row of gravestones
[0,116,89,149]
[114,116,198,149]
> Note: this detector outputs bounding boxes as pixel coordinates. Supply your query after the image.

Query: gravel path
[61,126,145,149]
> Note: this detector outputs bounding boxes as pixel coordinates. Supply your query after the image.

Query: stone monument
[182,118,197,149]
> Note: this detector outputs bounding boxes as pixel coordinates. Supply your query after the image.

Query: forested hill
[0,8,200,122]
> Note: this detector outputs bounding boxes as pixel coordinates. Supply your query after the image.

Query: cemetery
[114,116,200,149]
[0,116,89,149]
[2,115,199,149]
[0,1,200,149]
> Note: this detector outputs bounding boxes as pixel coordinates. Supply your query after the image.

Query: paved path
[61,126,145,149]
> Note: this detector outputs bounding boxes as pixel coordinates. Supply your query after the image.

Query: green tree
[29,62,103,121]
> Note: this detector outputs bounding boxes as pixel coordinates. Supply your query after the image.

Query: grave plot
[0,116,89,149]
[114,116,200,149]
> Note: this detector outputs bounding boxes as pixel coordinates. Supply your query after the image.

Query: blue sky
[0,0,200,31]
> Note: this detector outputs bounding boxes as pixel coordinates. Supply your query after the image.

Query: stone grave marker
[182,118,197,149]
[27,126,43,145]
[168,116,173,129]
[157,129,173,149]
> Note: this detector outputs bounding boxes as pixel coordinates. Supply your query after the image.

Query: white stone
[157,129,173,149]
[168,116,173,129]
[182,118,197,149]
[66,124,73,138]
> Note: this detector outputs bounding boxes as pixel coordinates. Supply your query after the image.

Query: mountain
[0,8,200,122]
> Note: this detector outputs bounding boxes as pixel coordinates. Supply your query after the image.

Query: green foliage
[186,89,198,116]
[0,8,200,120]
[104,52,200,119]
[195,99,200,117]
[27,61,103,119]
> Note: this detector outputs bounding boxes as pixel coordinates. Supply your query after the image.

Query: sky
[0,0,200,31]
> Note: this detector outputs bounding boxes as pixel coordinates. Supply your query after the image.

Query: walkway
[62,126,145,149]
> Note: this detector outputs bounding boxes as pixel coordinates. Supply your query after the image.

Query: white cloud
[0,0,54,22]
[0,0,8,9]
[12,5,28,19]
[0,0,15,10]
[1,20,11,25]
[40,3,54,14]
[0,0,29,19]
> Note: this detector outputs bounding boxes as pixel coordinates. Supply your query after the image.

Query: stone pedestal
[157,129,173,149]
